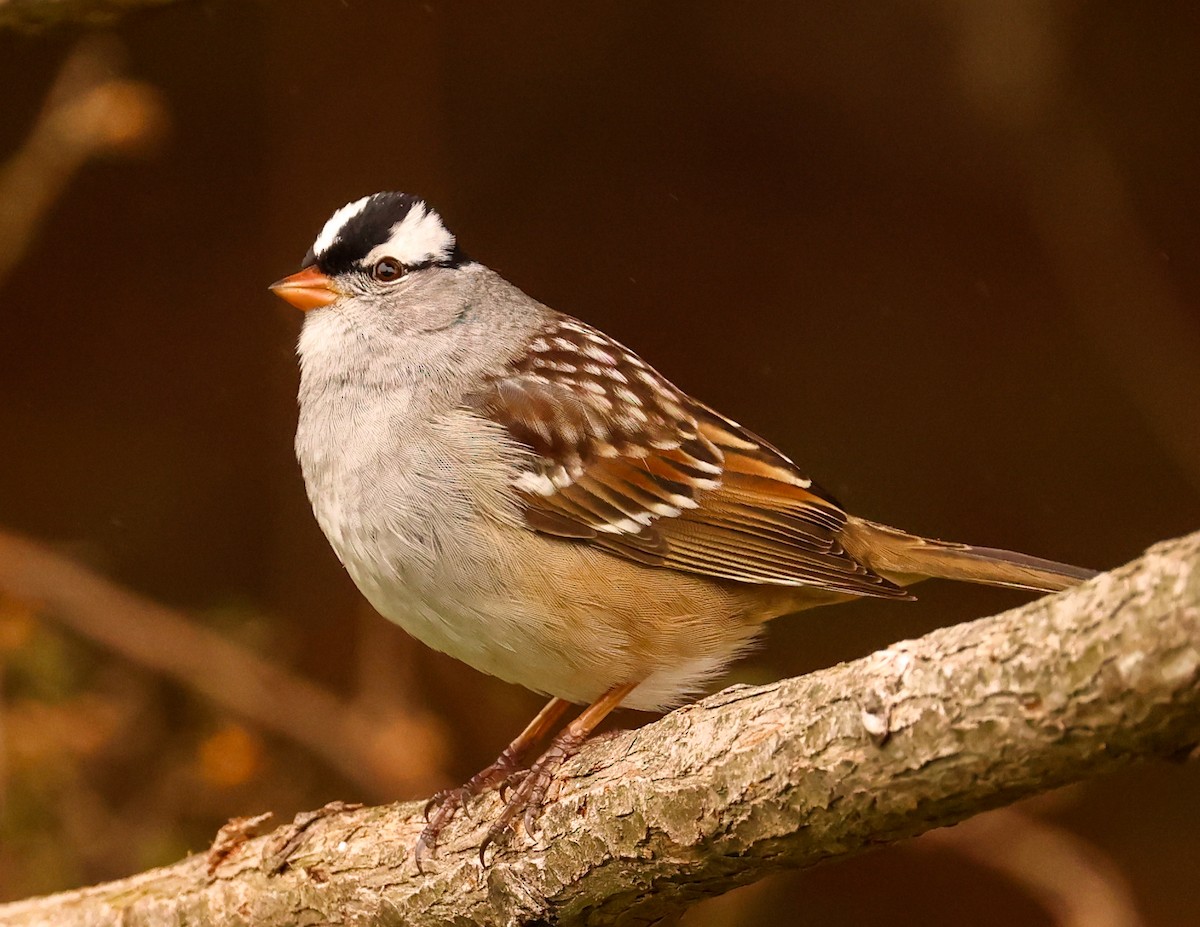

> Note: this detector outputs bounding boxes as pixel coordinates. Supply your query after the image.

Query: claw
[422,791,445,823]
[458,788,476,822]
[413,831,435,873]
[477,819,506,867]
[498,769,526,805]
[523,803,541,837]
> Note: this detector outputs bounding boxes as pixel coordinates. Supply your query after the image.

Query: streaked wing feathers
[467,316,907,599]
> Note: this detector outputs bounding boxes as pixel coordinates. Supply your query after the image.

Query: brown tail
[843,518,1098,593]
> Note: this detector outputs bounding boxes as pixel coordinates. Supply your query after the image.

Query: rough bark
[2,531,1198,926]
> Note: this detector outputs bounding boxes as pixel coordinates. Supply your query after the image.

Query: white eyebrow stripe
[312,196,372,258]
[364,201,456,267]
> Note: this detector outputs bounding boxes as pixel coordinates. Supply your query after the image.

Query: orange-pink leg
[414,696,572,869]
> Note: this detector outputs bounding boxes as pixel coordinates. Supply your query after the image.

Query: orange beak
[268,265,342,311]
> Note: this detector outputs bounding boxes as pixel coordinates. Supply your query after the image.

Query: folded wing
[466,315,908,599]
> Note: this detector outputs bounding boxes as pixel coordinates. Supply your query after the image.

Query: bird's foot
[414,753,526,872]
[479,729,588,863]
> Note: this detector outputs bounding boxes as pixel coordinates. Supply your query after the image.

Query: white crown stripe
[309,195,457,268]
[311,196,373,258]
[364,202,456,268]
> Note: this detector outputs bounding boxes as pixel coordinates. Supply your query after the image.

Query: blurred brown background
[1,2,1199,923]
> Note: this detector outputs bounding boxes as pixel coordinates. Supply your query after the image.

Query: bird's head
[270,192,475,336]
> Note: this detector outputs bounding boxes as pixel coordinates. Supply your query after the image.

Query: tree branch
[0,37,167,285]
[2,531,1197,926]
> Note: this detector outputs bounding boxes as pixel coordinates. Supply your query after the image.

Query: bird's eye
[372,258,405,282]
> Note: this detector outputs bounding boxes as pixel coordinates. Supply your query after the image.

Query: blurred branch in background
[0,0,177,31]
[0,36,167,286]
[946,2,1200,496]
[0,531,1196,926]
[0,36,174,887]
[920,807,1145,927]
[0,531,449,799]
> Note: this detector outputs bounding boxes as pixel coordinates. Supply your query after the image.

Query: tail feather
[843,518,1098,593]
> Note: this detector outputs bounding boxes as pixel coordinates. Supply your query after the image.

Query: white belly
[297,396,621,702]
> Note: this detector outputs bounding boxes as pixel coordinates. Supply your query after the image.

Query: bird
[269,191,1096,864]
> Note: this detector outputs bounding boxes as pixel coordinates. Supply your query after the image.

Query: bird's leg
[414,696,572,869]
[481,682,636,861]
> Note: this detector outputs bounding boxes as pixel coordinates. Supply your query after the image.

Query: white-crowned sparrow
[270,191,1095,862]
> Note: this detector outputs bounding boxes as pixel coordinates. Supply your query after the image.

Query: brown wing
[466,315,907,599]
